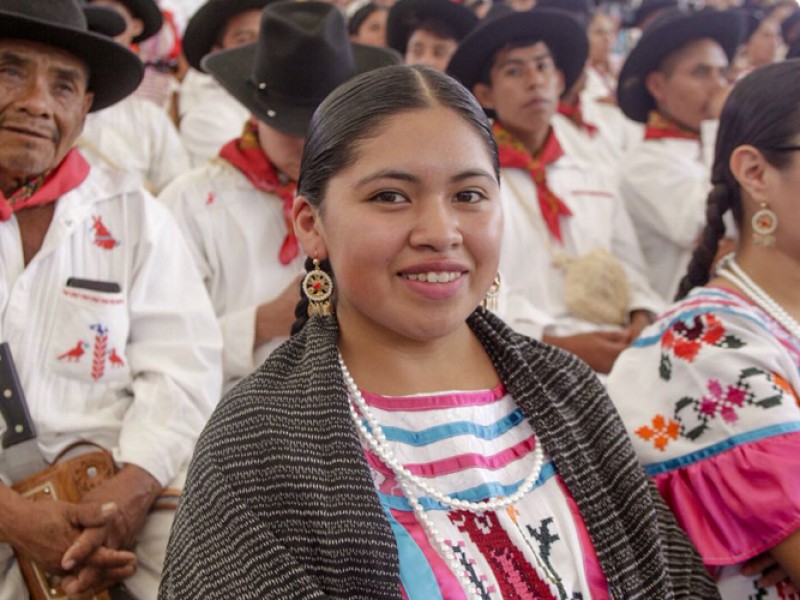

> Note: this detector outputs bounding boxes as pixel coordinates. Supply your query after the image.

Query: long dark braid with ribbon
[674,172,737,301]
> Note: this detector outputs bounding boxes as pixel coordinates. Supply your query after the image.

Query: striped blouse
[356,385,611,600]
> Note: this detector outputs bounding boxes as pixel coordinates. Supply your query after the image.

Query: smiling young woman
[160,65,718,600]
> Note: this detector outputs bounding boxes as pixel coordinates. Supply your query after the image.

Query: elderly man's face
[0,39,93,186]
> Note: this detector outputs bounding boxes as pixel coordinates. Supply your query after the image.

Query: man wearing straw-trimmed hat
[0,1,222,598]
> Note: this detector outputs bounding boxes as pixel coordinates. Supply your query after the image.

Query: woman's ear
[730,144,768,204]
[292,195,327,258]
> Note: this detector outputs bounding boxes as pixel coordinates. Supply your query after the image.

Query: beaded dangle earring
[751,203,778,247]
[303,258,334,317]
[481,274,501,312]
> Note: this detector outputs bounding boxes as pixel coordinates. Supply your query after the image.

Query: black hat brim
[118,0,163,42]
[202,41,401,138]
[84,5,127,37]
[183,0,277,72]
[0,11,144,111]
[617,10,744,123]
[387,0,478,56]
[446,9,588,94]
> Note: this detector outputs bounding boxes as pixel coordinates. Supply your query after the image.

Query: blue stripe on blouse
[376,409,525,446]
[382,506,443,600]
[377,462,558,512]
[644,421,800,475]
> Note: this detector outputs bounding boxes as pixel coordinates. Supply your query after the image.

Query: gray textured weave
[159,310,720,599]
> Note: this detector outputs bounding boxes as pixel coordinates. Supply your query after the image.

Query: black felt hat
[386,0,478,56]
[0,0,144,111]
[203,1,401,138]
[446,7,588,93]
[91,0,163,42]
[183,0,277,72]
[631,0,677,28]
[617,8,745,123]
[83,3,127,37]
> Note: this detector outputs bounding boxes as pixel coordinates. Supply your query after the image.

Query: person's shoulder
[80,160,151,203]
[158,159,250,209]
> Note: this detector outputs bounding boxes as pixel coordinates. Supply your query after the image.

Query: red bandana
[494,121,572,244]
[0,149,90,222]
[219,121,298,265]
[558,101,598,137]
[644,111,700,142]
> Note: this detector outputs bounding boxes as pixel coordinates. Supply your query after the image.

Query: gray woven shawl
[159,310,719,599]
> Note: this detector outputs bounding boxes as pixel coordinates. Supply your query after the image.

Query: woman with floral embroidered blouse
[607,60,800,599]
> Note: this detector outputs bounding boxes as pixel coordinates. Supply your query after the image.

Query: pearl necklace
[339,353,546,599]
[716,254,800,341]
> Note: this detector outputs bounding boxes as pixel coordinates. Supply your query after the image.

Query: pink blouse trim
[360,384,506,411]
[652,431,800,564]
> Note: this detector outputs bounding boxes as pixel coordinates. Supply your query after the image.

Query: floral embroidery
[635,414,680,452]
[660,313,744,380]
[638,368,787,450]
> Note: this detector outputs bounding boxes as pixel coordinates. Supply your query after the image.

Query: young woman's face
[351,8,388,48]
[303,106,502,344]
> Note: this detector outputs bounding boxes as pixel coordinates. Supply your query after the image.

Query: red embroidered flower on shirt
[660,313,744,380]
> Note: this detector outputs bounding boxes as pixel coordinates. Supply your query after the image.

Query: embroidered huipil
[357,386,610,599]
[496,128,663,341]
[617,119,719,301]
[158,158,305,391]
[79,95,191,194]
[606,287,800,599]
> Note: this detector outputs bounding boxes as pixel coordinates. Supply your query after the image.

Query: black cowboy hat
[83,3,127,37]
[95,0,163,42]
[782,9,800,45]
[183,0,278,72]
[631,0,676,28]
[617,8,745,123]
[203,1,401,138]
[386,0,478,56]
[0,0,144,111]
[446,7,588,93]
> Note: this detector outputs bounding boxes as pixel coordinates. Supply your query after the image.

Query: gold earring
[481,274,501,312]
[752,203,778,247]
[303,258,333,317]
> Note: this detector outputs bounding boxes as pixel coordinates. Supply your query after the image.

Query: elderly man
[616,8,744,300]
[0,1,222,599]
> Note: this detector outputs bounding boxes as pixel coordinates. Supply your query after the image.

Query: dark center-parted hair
[675,59,800,300]
[291,64,500,333]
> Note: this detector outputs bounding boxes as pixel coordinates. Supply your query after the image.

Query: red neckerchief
[219,121,298,265]
[644,111,700,142]
[558,101,598,137]
[494,121,572,244]
[0,149,90,221]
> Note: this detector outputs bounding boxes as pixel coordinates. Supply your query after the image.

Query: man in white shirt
[447,8,663,374]
[0,1,222,598]
[178,0,272,167]
[80,0,191,194]
[616,8,744,301]
[160,1,399,390]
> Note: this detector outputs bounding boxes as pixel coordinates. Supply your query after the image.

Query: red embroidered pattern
[660,313,744,380]
[90,216,120,250]
[90,323,108,381]
[449,510,557,599]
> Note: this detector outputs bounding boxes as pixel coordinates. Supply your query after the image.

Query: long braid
[291,257,335,335]
[674,181,735,300]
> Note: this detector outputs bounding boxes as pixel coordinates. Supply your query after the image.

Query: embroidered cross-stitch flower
[635,414,680,452]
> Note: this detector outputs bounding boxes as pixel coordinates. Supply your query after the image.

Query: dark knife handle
[0,343,36,448]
